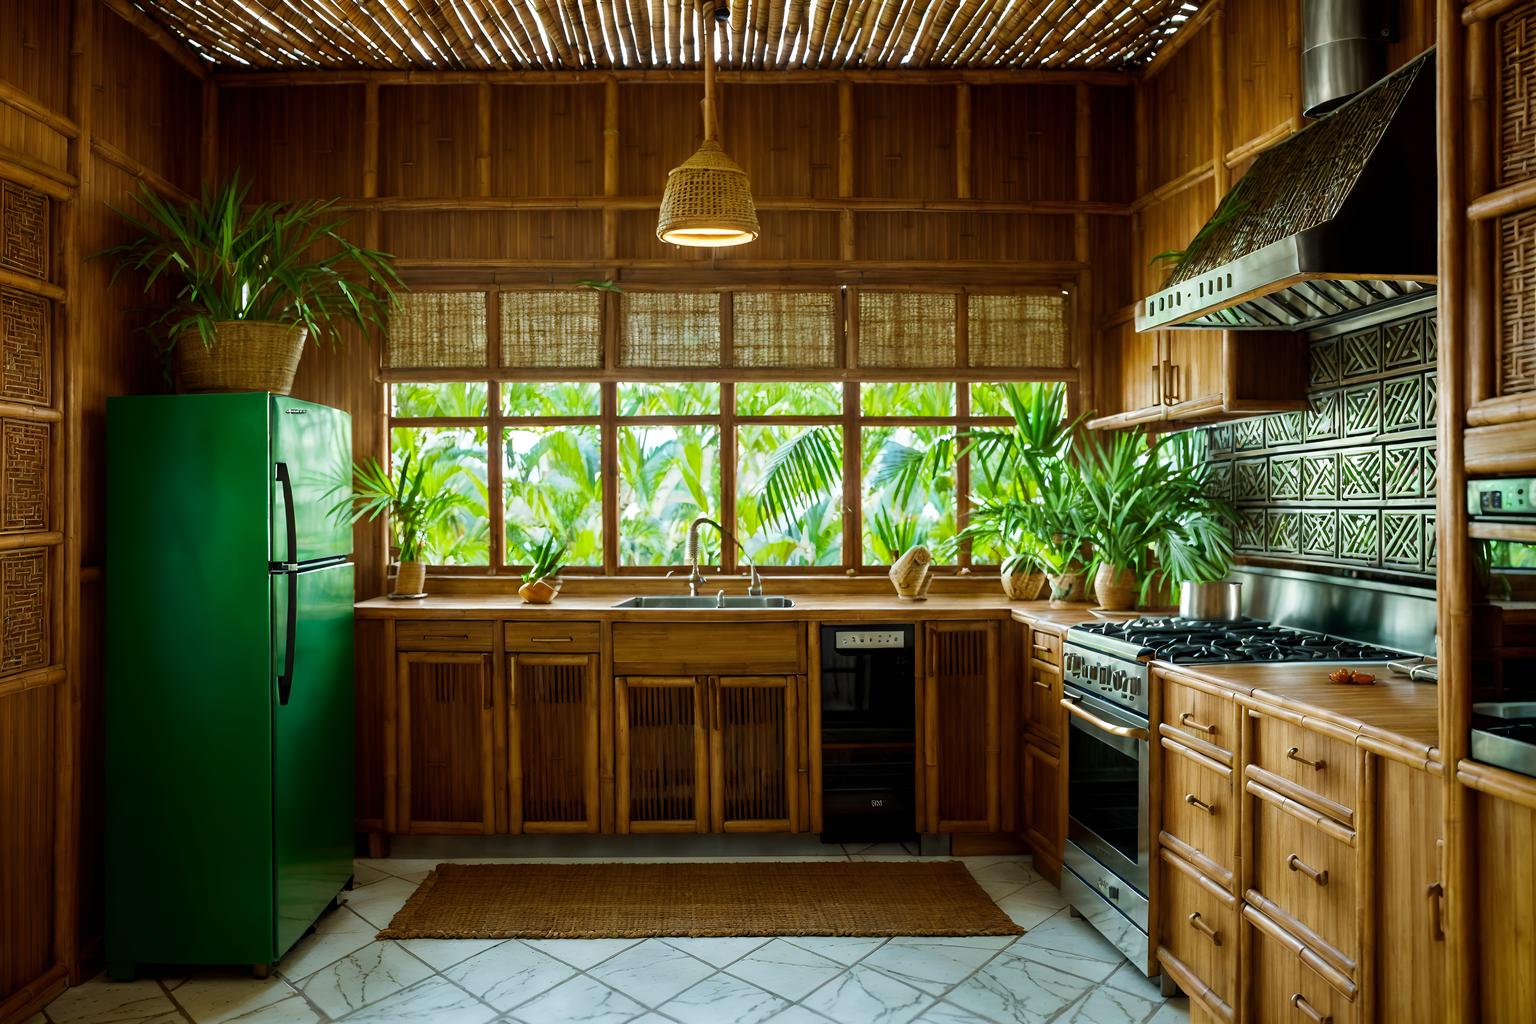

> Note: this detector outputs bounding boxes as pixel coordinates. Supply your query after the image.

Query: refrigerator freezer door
[272,560,355,956]
[271,396,353,565]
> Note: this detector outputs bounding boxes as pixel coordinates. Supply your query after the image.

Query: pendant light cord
[702,1,718,142]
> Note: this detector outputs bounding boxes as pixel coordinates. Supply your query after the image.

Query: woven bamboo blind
[967,294,1069,368]
[499,290,603,368]
[856,292,957,368]
[620,292,721,368]
[733,291,839,368]
[386,292,487,368]
[1499,210,1536,396]
[1501,5,1536,186]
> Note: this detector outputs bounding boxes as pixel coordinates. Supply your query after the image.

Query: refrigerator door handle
[275,569,297,705]
[274,461,298,569]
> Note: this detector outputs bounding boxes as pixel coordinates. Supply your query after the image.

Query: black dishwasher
[819,624,916,842]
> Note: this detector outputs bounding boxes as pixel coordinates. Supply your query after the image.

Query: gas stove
[1063,615,1411,716]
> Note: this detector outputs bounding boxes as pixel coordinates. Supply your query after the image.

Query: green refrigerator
[105,393,355,977]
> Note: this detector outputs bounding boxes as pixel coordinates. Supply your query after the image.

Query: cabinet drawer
[1247,908,1357,1024]
[505,621,600,652]
[1159,675,1238,760]
[1024,659,1062,742]
[1250,711,1357,822]
[397,621,496,651]
[1028,627,1062,666]
[1160,736,1235,889]
[612,621,803,675]
[1158,849,1237,1019]
[1250,788,1358,973]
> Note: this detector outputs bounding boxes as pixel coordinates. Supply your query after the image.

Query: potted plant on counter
[103,174,402,394]
[329,449,469,599]
[518,536,568,605]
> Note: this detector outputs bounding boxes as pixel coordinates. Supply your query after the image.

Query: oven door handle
[1060,695,1150,741]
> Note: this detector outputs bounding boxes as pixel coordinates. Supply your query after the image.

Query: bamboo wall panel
[718,85,838,197]
[1143,31,1213,190]
[620,209,841,262]
[1136,180,1216,296]
[1501,6,1536,188]
[382,211,603,261]
[90,12,201,194]
[618,85,704,196]
[1092,217,1133,319]
[854,212,1075,262]
[492,85,604,198]
[855,86,954,199]
[1222,0,1299,152]
[0,1,71,113]
[74,579,104,965]
[217,85,364,201]
[972,85,1076,202]
[0,105,68,175]
[1089,87,1136,204]
[1498,210,1536,397]
[1386,0,1437,72]
[0,685,56,1000]
[379,86,480,197]
[355,619,388,826]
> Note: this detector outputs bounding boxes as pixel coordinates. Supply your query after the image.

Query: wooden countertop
[1159,660,1440,764]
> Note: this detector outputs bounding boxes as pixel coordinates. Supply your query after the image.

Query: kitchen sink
[611,595,796,609]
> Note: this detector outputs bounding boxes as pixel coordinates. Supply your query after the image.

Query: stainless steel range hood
[1136,50,1435,333]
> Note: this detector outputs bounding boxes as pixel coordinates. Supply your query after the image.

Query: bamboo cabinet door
[397,652,496,835]
[710,675,800,833]
[615,676,709,833]
[1370,756,1446,1022]
[1022,738,1064,875]
[1162,332,1223,411]
[508,653,599,834]
[924,621,1001,832]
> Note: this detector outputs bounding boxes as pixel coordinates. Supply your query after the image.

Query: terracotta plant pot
[393,560,426,598]
[1000,563,1047,601]
[176,321,307,395]
[1094,563,1140,612]
[518,577,559,604]
[1045,571,1087,605]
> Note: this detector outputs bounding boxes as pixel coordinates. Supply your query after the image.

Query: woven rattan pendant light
[656,3,759,247]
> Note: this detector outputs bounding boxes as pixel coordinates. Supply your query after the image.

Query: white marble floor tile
[1105,961,1166,1002]
[507,975,645,1024]
[1147,997,1192,1024]
[351,862,393,887]
[964,860,1043,886]
[169,972,297,1024]
[207,995,320,1024]
[660,936,770,967]
[861,936,1015,995]
[842,842,915,858]
[993,879,1070,931]
[340,977,496,1024]
[945,950,1094,1024]
[519,938,639,971]
[726,939,845,1001]
[339,877,419,930]
[1054,982,1163,1024]
[397,937,506,972]
[914,1001,997,1023]
[277,907,381,981]
[976,879,1027,902]
[654,972,789,1024]
[760,1007,834,1024]
[443,940,575,1011]
[801,963,932,1024]
[1004,912,1125,984]
[44,976,182,1024]
[298,940,434,1019]
[587,938,715,1007]
[353,859,438,884]
[780,935,887,966]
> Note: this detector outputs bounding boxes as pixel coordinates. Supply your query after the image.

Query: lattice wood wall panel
[1201,307,1438,577]
[0,289,50,406]
[621,680,701,826]
[1501,4,1536,186]
[1498,210,1536,397]
[1,419,49,534]
[406,660,491,827]
[0,183,48,280]
[0,549,49,676]
[514,656,597,827]
[717,682,790,824]
[931,626,992,826]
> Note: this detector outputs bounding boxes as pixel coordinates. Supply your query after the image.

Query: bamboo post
[603,78,620,259]
[955,83,971,200]
[1074,82,1094,420]
[1209,3,1229,197]
[476,81,492,197]
[838,79,854,262]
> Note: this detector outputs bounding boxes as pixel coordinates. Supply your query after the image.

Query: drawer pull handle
[1179,712,1217,735]
[1187,911,1221,946]
[1428,881,1445,942]
[422,633,471,640]
[1286,746,1326,771]
[1290,993,1331,1024]
[1185,793,1216,815]
[1032,677,1053,690]
[1287,853,1329,886]
[528,636,574,643]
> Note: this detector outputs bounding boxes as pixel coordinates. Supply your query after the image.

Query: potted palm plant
[518,536,568,605]
[103,175,402,394]
[329,449,469,598]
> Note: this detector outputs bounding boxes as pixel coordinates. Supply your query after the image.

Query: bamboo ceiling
[127,0,1201,71]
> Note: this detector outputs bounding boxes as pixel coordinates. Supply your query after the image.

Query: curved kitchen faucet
[670,515,764,597]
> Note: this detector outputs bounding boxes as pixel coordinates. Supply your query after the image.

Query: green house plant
[518,535,568,605]
[329,449,470,598]
[103,175,402,395]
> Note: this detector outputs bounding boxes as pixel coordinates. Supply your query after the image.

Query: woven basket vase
[656,140,760,245]
[177,321,307,395]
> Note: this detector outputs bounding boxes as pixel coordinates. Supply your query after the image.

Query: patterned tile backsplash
[1198,306,1438,578]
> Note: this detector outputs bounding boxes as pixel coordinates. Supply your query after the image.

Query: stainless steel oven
[1060,680,1152,971]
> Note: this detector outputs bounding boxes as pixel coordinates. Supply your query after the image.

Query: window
[387,380,1067,575]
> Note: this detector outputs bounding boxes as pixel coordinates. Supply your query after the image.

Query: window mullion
[601,381,618,575]
[956,383,972,570]
[720,382,737,579]
[843,380,860,574]
[487,381,504,576]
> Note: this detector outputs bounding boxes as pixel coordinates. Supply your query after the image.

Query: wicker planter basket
[176,321,307,395]
[1094,564,1140,612]
[393,561,427,598]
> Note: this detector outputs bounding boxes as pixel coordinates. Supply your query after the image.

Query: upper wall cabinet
[1089,322,1309,430]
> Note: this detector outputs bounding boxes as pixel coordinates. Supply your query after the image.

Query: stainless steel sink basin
[612,595,795,609]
